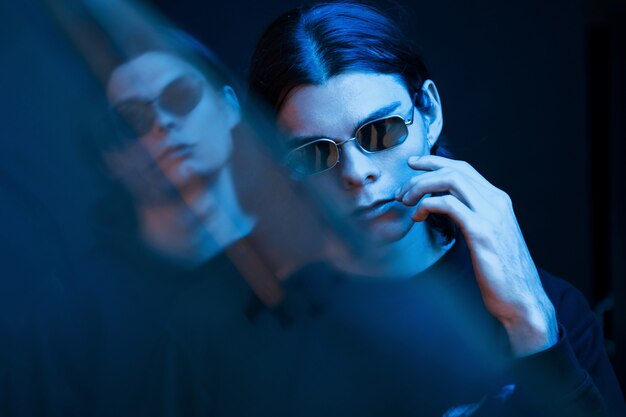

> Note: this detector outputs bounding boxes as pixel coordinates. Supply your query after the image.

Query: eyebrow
[287,101,403,148]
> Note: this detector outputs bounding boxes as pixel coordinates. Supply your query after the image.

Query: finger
[395,168,488,210]
[408,155,494,190]
[412,194,476,233]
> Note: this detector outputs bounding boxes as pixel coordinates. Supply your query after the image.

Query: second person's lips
[156,144,194,163]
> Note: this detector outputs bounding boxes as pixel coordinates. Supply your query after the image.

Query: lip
[156,144,194,163]
[352,199,395,221]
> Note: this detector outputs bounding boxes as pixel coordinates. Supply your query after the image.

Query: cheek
[377,138,427,181]
[307,173,342,194]
[184,101,218,138]
[305,174,354,211]
[136,130,163,158]
[186,104,234,152]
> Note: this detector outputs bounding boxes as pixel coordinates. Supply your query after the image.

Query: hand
[395,155,558,356]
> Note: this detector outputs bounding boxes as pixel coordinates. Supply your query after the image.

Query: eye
[112,100,155,138]
[287,139,340,176]
[357,117,408,152]
[159,76,203,115]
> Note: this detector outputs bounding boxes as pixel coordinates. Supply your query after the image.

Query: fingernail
[408,156,420,164]
[394,188,402,200]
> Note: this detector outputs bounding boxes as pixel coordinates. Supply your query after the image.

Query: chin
[189,155,232,180]
[163,168,194,190]
[164,161,217,189]
[363,217,415,244]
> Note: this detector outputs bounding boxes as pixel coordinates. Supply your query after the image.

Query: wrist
[500,299,558,357]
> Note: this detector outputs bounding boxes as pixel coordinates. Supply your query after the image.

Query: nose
[153,107,178,133]
[338,141,380,190]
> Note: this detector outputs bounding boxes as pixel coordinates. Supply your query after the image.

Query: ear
[418,79,443,149]
[221,85,241,129]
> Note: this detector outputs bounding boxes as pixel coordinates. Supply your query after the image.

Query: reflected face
[106,52,234,191]
[278,72,431,242]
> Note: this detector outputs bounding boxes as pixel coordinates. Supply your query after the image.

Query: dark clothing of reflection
[141,238,626,417]
[82,192,220,416]
[0,170,98,416]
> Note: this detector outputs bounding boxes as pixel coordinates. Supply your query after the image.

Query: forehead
[277,72,409,139]
[106,51,201,103]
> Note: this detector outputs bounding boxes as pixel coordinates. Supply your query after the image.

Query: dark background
[146,0,626,388]
[1,0,624,401]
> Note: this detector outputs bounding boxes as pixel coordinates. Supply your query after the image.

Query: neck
[332,222,453,280]
[137,166,254,268]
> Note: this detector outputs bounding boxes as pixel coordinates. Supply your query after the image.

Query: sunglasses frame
[286,92,418,176]
[110,74,205,140]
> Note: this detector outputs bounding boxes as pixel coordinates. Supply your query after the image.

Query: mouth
[352,199,395,221]
[156,144,194,164]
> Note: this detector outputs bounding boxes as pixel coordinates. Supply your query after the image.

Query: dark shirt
[141,238,626,417]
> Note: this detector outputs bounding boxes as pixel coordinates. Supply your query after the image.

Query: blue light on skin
[105,52,253,266]
[278,72,448,279]
[278,71,558,357]
[106,52,236,189]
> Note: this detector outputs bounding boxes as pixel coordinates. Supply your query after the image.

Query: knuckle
[419,196,436,210]
[496,190,512,208]
[468,218,491,243]
[440,194,457,208]
[448,171,463,188]
[434,168,452,185]
[456,159,473,171]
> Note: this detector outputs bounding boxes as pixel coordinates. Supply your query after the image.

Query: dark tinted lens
[112,100,155,138]
[356,116,408,152]
[159,76,203,116]
[287,140,339,176]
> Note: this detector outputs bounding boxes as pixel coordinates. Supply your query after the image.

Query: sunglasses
[110,75,204,140]
[285,94,417,176]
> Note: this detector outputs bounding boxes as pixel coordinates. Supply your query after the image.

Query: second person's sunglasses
[111,74,204,139]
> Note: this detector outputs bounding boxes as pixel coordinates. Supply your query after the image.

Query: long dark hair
[248,1,456,244]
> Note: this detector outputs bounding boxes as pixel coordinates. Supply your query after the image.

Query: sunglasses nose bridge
[326,132,378,172]
[335,135,359,150]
